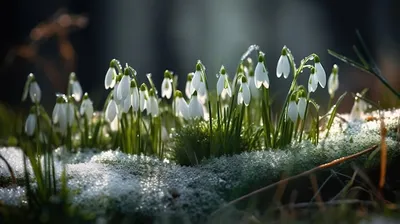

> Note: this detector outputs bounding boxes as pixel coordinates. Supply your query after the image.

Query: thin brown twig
[277,199,376,211]
[210,144,378,217]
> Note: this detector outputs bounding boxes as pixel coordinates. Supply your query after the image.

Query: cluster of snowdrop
[21,45,363,156]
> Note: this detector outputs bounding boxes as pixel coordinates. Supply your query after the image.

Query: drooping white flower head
[175,90,189,119]
[197,79,208,104]
[25,109,37,136]
[185,73,194,99]
[287,99,298,123]
[276,46,290,79]
[29,80,41,104]
[147,89,159,116]
[328,64,339,97]
[22,73,41,103]
[161,70,173,99]
[105,65,117,89]
[105,97,118,123]
[254,52,270,89]
[130,80,140,112]
[117,71,131,101]
[80,93,94,121]
[308,67,318,93]
[52,94,68,136]
[139,83,148,112]
[191,62,203,91]
[69,72,83,102]
[122,92,132,113]
[237,76,251,106]
[314,55,326,88]
[216,65,232,99]
[246,70,260,99]
[350,93,368,120]
[188,91,204,119]
[297,97,307,120]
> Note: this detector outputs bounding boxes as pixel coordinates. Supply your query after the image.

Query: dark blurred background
[0,0,399,113]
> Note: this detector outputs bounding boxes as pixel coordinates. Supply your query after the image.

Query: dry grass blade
[379,117,387,191]
[210,144,378,217]
[309,174,325,211]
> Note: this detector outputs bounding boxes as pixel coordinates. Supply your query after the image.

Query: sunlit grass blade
[325,92,347,138]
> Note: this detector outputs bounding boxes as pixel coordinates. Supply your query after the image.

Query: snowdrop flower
[147,89,159,116]
[22,73,41,103]
[52,95,68,135]
[217,65,232,99]
[175,90,189,119]
[161,70,173,99]
[246,70,260,99]
[122,92,132,113]
[328,64,339,97]
[287,99,298,123]
[197,79,208,104]
[185,73,194,99]
[105,65,117,89]
[189,91,204,119]
[308,68,318,93]
[350,93,368,120]
[191,62,203,91]
[297,97,307,120]
[254,52,270,89]
[237,76,251,106]
[314,55,326,88]
[25,109,37,136]
[117,70,131,101]
[139,84,148,112]
[130,80,140,112]
[105,97,118,123]
[276,46,290,79]
[80,93,94,121]
[69,72,83,102]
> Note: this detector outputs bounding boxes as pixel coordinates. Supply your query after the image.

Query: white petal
[105,67,116,89]
[67,103,75,126]
[122,94,132,113]
[177,98,189,119]
[29,82,41,103]
[139,91,147,112]
[297,97,307,119]
[117,75,131,100]
[237,91,244,105]
[72,81,83,102]
[191,70,202,91]
[255,62,269,89]
[248,76,260,99]
[105,100,118,122]
[328,73,339,96]
[161,78,173,99]
[288,101,298,122]
[189,96,203,118]
[110,117,119,131]
[216,75,225,96]
[25,114,36,136]
[149,97,159,116]
[131,87,140,112]
[242,83,251,106]
[185,81,193,99]
[276,55,290,79]
[198,82,208,104]
[308,74,318,93]
[59,104,68,136]
[315,62,326,88]
[52,103,60,123]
